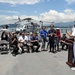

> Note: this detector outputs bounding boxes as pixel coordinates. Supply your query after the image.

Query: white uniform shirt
[18,35,28,42]
[71,28,75,61]
[72,27,75,36]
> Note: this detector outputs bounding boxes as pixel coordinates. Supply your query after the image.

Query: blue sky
[0,0,75,25]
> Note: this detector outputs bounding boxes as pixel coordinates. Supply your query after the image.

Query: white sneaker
[71,67,75,70]
[19,47,22,53]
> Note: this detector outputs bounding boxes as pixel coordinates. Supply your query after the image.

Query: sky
[0,0,75,25]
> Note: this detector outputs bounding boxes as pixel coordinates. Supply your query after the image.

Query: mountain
[43,21,75,28]
[55,22,75,27]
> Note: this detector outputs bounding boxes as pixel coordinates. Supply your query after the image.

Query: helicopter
[15,17,42,33]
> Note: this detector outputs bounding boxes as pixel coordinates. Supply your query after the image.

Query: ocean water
[58,28,72,37]
[59,28,72,34]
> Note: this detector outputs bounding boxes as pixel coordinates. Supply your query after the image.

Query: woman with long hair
[1,31,8,41]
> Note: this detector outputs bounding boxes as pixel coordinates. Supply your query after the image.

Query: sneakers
[71,67,75,70]
[18,47,22,53]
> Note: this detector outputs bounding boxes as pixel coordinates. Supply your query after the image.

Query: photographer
[48,25,56,53]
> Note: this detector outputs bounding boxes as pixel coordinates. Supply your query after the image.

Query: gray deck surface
[0,49,75,75]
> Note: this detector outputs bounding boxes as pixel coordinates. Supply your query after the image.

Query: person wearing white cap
[55,28,61,51]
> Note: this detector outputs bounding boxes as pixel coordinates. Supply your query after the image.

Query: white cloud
[65,0,75,4]
[0,15,19,25]
[0,15,39,25]
[0,0,40,5]
[0,9,75,25]
[39,9,75,23]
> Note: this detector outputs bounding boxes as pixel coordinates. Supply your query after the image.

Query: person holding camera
[48,25,56,53]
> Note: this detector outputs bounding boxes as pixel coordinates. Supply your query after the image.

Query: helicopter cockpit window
[17,25,23,28]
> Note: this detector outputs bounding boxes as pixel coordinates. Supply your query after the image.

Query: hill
[43,21,75,28]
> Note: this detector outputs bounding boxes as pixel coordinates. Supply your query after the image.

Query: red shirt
[56,30,61,38]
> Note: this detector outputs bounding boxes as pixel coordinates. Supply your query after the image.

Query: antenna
[18,17,21,22]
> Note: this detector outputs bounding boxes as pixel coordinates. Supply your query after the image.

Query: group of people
[1,24,75,70]
[1,31,40,56]
[0,24,68,56]
[40,25,68,53]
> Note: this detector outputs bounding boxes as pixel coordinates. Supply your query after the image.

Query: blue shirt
[40,30,48,38]
[30,36,38,40]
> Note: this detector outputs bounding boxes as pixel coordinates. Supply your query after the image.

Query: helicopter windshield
[17,24,23,28]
